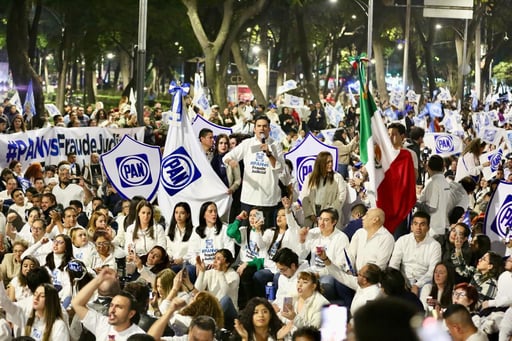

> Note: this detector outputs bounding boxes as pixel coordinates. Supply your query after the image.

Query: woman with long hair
[420,261,456,310]
[454,251,504,303]
[280,271,329,330]
[210,134,241,196]
[150,268,176,317]
[168,291,225,336]
[234,297,291,341]
[189,201,234,268]
[191,249,239,329]
[0,282,70,340]
[6,255,39,302]
[43,234,74,302]
[166,202,194,273]
[8,114,27,134]
[125,200,166,256]
[455,138,490,182]
[298,151,348,228]
[127,245,170,283]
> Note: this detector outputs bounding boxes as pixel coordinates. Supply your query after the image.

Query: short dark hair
[459,176,476,194]
[427,155,444,172]
[254,115,271,125]
[26,267,51,293]
[409,126,425,141]
[388,122,406,136]
[443,303,473,325]
[69,199,83,210]
[127,335,155,341]
[362,263,382,285]
[123,282,150,313]
[412,210,431,227]
[199,128,213,139]
[272,247,299,268]
[292,326,321,341]
[354,297,420,341]
[189,315,217,336]
[115,291,140,324]
[319,207,339,224]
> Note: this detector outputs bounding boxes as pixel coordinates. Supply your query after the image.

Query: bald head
[362,208,385,231]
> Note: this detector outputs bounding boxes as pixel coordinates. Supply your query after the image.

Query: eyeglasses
[96,242,110,248]
[452,291,467,298]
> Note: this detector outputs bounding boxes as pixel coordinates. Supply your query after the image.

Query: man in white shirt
[223,115,284,222]
[320,258,382,316]
[389,211,441,296]
[72,267,145,340]
[348,208,394,272]
[272,247,309,312]
[52,162,85,208]
[417,155,450,236]
[444,304,489,341]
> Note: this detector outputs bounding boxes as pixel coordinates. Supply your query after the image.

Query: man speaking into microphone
[223,115,284,224]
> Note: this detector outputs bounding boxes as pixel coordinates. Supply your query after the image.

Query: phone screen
[283,297,293,312]
[321,304,347,341]
[255,211,264,223]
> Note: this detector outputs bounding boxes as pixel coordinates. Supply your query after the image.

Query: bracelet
[186,285,194,292]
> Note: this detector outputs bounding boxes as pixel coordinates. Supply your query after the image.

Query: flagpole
[366,0,373,87]
[136,0,147,126]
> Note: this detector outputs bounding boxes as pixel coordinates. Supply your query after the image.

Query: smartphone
[321,304,347,341]
[283,297,293,313]
[255,210,264,223]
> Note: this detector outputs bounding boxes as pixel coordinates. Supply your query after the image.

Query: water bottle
[265,282,275,301]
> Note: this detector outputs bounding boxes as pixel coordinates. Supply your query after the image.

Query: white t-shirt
[81,309,144,341]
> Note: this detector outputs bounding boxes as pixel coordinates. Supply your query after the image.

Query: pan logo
[116,154,152,188]
[161,146,201,196]
[492,194,512,238]
[297,155,316,189]
[435,135,454,153]
[489,149,503,172]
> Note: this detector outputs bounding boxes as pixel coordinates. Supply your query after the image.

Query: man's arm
[72,267,117,320]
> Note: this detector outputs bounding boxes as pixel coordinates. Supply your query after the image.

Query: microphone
[260,133,266,144]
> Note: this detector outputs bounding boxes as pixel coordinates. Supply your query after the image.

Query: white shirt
[195,268,240,309]
[488,271,512,308]
[418,173,451,236]
[81,309,144,341]
[299,228,349,270]
[125,223,166,256]
[322,263,380,315]
[188,224,234,266]
[223,136,284,207]
[466,329,489,341]
[389,233,441,288]
[348,227,395,272]
[165,226,193,260]
[52,183,85,207]
[274,261,309,310]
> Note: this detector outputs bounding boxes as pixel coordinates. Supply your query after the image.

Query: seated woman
[85,230,117,273]
[280,271,329,330]
[69,226,94,261]
[454,251,504,303]
[452,282,480,315]
[420,261,456,310]
[127,245,171,283]
[125,200,167,256]
[6,255,39,302]
[0,240,28,286]
[234,297,291,341]
[165,202,194,275]
[150,269,176,317]
[165,291,224,336]
[190,249,239,330]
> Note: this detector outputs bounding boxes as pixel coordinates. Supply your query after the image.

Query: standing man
[389,211,441,296]
[223,115,284,222]
[72,267,145,340]
[199,128,215,162]
[417,155,450,236]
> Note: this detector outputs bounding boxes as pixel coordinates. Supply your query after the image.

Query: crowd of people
[0,90,511,341]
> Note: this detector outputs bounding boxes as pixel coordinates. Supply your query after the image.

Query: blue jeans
[220,296,238,330]
[320,274,355,307]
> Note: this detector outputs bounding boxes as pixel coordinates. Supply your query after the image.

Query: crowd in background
[0,91,511,341]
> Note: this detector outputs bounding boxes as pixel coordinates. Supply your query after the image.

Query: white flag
[129,88,137,115]
[158,110,231,226]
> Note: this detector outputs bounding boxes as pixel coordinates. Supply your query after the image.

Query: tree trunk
[6,0,45,127]
[56,27,72,112]
[120,49,132,90]
[294,6,320,105]
[373,40,388,103]
[231,41,266,106]
[408,39,422,94]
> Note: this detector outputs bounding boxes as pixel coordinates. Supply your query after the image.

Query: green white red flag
[351,55,416,233]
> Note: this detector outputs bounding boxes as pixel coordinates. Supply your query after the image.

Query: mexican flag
[352,56,416,234]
